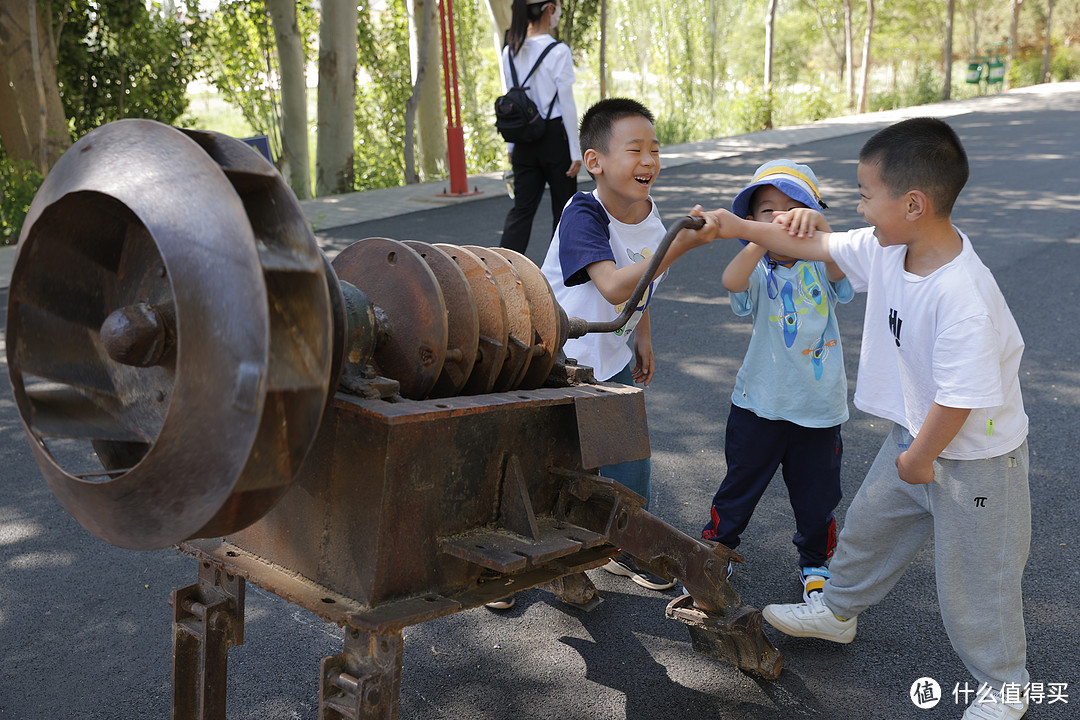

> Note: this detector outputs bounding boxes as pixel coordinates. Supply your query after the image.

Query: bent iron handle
[566,215,707,338]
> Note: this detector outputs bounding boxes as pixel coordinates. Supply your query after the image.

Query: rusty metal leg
[541,571,603,610]
[556,469,783,679]
[319,628,404,720]
[170,560,246,720]
[610,505,783,679]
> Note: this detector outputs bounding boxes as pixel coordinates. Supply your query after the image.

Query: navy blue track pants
[702,404,842,568]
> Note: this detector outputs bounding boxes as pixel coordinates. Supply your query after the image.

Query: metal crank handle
[566,215,707,339]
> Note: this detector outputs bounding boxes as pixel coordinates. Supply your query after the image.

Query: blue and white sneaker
[799,566,829,603]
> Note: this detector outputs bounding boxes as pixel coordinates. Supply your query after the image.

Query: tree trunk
[1040,0,1055,83]
[763,0,776,129]
[409,0,446,181]
[942,0,954,100]
[485,0,512,87]
[0,0,70,172]
[806,0,844,83]
[315,0,358,196]
[856,0,873,114]
[404,0,435,184]
[1006,0,1023,91]
[709,0,717,105]
[844,0,854,109]
[599,0,607,98]
[267,0,312,200]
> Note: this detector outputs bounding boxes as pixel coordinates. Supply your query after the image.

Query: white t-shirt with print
[828,226,1027,460]
[541,190,667,381]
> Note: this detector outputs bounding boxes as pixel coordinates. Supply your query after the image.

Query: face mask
[549,3,561,28]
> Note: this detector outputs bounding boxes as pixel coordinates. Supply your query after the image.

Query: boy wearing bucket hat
[708,119,1030,720]
[700,159,853,604]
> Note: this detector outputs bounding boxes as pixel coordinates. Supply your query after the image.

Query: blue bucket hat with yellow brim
[731,159,827,246]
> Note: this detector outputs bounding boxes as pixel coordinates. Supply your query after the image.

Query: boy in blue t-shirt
[700,160,852,603]
[541,97,719,591]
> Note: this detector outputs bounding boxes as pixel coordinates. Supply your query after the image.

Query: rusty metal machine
[6,119,782,720]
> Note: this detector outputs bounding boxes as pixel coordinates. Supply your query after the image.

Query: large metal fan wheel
[6,120,333,550]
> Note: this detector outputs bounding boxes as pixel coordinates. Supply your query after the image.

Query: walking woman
[498,0,580,255]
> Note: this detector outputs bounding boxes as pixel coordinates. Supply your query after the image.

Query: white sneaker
[961,686,1028,719]
[484,596,515,610]
[761,593,856,644]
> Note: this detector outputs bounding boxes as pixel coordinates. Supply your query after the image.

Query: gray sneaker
[762,592,856,644]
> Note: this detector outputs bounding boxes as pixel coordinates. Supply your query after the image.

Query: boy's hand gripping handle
[566,215,706,338]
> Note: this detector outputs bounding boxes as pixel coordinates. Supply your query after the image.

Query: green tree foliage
[57,1,197,139]
[0,147,45,245]
[354,0,411,190]
[559,0,601,58]
[39,0,1080,200]
[187,0,318,162]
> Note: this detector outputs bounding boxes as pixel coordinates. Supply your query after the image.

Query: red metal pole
[438,0,477,197]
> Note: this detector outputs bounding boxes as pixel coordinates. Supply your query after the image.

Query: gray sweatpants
[824,424,1031,689]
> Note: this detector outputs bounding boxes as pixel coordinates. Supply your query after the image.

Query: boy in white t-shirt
[707,118,1030,720]
[542,97,719,591]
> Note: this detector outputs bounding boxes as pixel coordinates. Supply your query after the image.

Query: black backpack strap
[544,91,558,120]
[508,40,560,87]
[521,41,559,85]
[507,49,523,88]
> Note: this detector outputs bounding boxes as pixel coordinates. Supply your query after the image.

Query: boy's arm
[722,243,767,293]
[631,309,654,386]
[776,209,846,282]
[824,260,847,284]
[587,206,720,305]
[895,403,972,485]
[712,209,834,265]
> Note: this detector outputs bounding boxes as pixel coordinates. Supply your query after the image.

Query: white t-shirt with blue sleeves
[730,258,853,427]
[540,190,667,381]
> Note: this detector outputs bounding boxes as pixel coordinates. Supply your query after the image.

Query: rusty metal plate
[573,383,650,469]
[491,247,561,389]
[403,241,478,399]
[434,245,506,395]
[462,246,532,391]
[332,238,448,400]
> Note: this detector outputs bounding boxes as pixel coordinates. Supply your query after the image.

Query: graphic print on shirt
[802,328,838,381]
[767,262,828,347]
[770,281,803,347]
[800,264,828,317]
[764,262,838,380]
[612,246,656,336]
[888,308,902,347]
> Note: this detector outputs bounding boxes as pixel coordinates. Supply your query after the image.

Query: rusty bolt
[100,303,168,367]
[419,346,436,367]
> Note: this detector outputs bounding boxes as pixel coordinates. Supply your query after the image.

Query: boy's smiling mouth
[635,174,652,185]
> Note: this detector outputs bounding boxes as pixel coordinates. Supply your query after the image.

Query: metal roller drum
[462,245,534,391]
[402,241,479,399]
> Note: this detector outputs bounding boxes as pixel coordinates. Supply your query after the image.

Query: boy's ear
[583,148,602,176]
[905,189,929,220]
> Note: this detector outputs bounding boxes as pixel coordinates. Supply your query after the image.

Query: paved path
[1,82,1078,720]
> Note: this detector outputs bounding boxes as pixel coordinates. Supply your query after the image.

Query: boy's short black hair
[859,117,969,216]
[578,98,655,158]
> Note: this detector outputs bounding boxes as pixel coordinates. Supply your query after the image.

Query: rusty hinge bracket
[169,559,246,720]
[319,628,404,720]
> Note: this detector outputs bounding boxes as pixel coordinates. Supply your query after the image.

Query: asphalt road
[2,86,1078,719]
